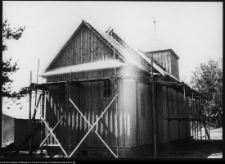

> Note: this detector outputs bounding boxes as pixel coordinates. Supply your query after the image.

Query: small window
[141,93,145,117]
[103,80,111,97]
[59,85,65,100]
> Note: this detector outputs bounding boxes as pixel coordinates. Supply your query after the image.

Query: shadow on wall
[2,114,14,144]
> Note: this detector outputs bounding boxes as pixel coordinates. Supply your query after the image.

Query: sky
[3,1,223,93]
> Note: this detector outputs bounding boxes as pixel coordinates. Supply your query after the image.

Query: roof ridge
[111,30,168,76]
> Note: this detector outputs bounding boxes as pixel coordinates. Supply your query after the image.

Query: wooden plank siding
[49,25,114,70]
[178,92,186,139]
[186,96,191,138]
[45,68,139,149]
[148,50,179,80]
[137,83,152,145]
[167,87,179,141]
[156,86,165,144]
[162,86,168,143]
[42,21,195,153]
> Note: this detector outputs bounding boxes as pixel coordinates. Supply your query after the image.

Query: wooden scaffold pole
[191,92,194,140]
[31,58,40,155]
[151,53,157,158]
[40,88,45,158]
[113,47,119,158]
[167,86,171,149]
[197,98,199,140]
[200,96,202,141]
[29,71,32,155]
[183,85,189,153]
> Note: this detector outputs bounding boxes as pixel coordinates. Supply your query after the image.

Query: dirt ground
[129,140,223,159]
[2,140,222,159]
[2,128,223,159]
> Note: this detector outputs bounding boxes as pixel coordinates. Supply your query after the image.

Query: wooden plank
[88,82,92,146]
[79,84,83,145]
[89,28,92,62]
[85,26,88,63]
[97,38,101,61]
[162,86,168,143]
[101,40,104,61]
[87,27,90,62]
[51,87,54,144]
[75,32,79,65]
[84,82,88,146]
[122,80,125,147]
[104,43,108,61]
[70,86,74,145]
[104,99,109,146]
[80,27,83,64]
[96,37,99,62]
[91,82,95,146]
[76,31,80,65]
[77,30,82,64]
[117,79,122,147]
[159,87,164,143]
[135,81,139,146]
[85,82,89,145]
[75,36,78,65]
[83,26,86,64]
[54,85,58,145]
[96,82,101,146]
[93,34,97,62]
[90,29,94,62]
[76,84,80,144]
[63,85,66,146]
[68,85,71,149]
[73,39,75,65]
[109,100,112,146]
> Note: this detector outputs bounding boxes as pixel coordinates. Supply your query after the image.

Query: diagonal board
[41,116,69,157]
[35,106,72,154]
[68,94,118,158]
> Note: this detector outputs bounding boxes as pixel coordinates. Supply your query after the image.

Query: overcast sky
[3,1,223,92]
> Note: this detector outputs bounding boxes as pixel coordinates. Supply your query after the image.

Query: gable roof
[42,20,179,82]
[83,21,147,71]
[110,30,167,76]
[43,20,146,74]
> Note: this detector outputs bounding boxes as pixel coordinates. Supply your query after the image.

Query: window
[141,93,145,117]
[59,85,65,100]
[103,80,111,97]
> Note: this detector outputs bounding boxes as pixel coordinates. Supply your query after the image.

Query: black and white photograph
[2,1,223,160]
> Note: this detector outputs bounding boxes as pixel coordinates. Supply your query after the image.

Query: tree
[2,19,27,98]
[190,58,223,128]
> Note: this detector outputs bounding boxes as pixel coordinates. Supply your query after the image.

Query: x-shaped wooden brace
[36,106,73,157]
[68,94,118,158]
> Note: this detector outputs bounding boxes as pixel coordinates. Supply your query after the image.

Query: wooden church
[33,20,203,157]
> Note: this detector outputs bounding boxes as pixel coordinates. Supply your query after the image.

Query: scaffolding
[21,61,210,158]
[154,81,210,152]
[25,74,119,158]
